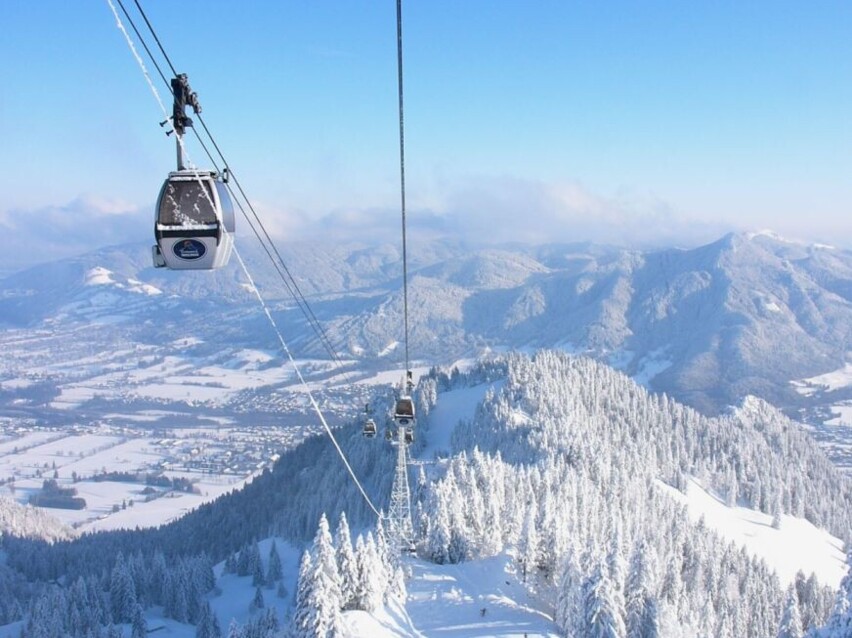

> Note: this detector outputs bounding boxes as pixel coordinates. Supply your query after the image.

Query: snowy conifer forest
[2,350,852,636]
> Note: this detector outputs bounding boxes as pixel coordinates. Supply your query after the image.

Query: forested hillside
[412,352,852,636]
[3,351,852,636]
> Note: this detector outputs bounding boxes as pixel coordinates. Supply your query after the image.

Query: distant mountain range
[1,231,850,426]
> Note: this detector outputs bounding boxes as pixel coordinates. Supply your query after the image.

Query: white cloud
[0,198,150,272]
[0,175,748,275]
[415,174,734,249]
[251,174,734,249]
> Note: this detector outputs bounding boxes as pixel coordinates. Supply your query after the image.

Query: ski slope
[419,382,496,460]
[403,554,559,637]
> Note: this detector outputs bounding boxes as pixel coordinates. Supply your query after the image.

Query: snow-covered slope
[0,495,73,542]
[662,479,845,587]
[2,351,852,636]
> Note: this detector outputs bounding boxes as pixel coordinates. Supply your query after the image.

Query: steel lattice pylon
[387,425,414,554]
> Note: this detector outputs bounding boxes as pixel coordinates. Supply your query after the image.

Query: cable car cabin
[152,170,235,270]
[362,418,377,438]
[393,397,415,427]
[384,422,415,445]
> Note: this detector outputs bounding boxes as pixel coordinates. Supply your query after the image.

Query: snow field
[419,382,494,460]
[404,554,560,637]
[801,362,852,393]
[660,478,846,587]
[827,404,852,427]
[0,424,281,533]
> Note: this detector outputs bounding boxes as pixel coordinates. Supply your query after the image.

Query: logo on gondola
[173,239,206,261]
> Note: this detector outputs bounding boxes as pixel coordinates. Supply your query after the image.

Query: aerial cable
[106,0,172,135]
[114,0,169,89]
[216,166,346,368]
[231,247,382,518]
[131,0,179,78]
[396,0,412,388]
[222,175,350,374]
[115,0,224,179]
[105,0,380,517]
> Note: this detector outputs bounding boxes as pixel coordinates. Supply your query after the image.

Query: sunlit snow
[660,478,846,587]
[800,361,852,393]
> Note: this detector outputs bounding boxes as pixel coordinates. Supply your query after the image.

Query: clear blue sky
[2,1,852,250]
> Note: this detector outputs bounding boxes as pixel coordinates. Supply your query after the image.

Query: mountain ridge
[1,231,850,424]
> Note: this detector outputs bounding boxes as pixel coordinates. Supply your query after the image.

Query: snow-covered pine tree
[424,489,452,564]
[266,540,283,586]
[168,568,189,623]
[556,547,585,638]
[335,512,358,610]
[224,551,237,575]
[582,562,626,638]
[292,514,345,637]
[251,542,265,587]
[819,553,852,636]
[236,543,251,577]
[606,531,628,621]
[109,553,137,624]
[625,540,656,638]
[354,533,383,612]
[196,601,214,638]
[227,618,244,638]
[251,586,265,611]
[387,561,407,604]
[518,499,539,583]
[777,585,804,638]
[131,603,147,638]
[291,551,313,636]
[639,598,661,638]
[375,515,392,571]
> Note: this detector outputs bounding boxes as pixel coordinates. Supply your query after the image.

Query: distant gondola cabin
[363,418,377,438]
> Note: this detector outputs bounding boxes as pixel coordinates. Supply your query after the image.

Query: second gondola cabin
[363,418,377,438]
[152,169,235,270]
[393,396,415,427]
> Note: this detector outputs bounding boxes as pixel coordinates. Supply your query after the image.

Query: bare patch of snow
[633,348,673,387]
[379,341,400,357]
[800,361,852,392]
[0,378,34,390]
[84,267,114,286]
[127,277,162,296]
[826,403,852,427]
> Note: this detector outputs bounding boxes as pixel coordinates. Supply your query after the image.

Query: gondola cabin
[362,418,377,438]
[152,170,235,270]
[393,396,415,427]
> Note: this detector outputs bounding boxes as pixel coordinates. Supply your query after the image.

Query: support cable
[385,0,416,556]
[396,0,412,381]
[132,0,178,77]
[115,0,170,89]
